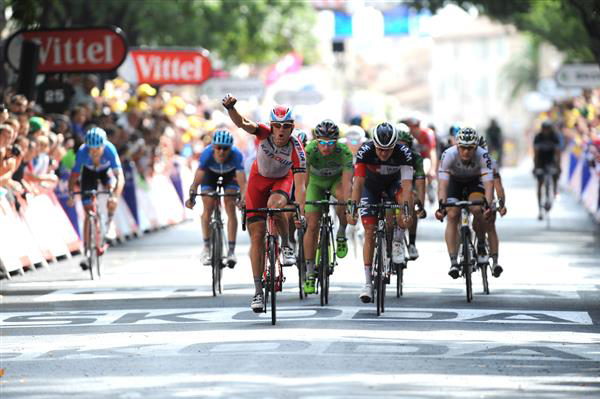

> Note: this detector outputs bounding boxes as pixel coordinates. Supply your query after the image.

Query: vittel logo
[130,49,212,85]
[5,27,128,73]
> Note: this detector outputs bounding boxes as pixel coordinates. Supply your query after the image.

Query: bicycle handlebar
[440,199,486,209]
[305,200,348,206]
[191,192,240,198]
[241,203,302,231]
[71,190,113,196]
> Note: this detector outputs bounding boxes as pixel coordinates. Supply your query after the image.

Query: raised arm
[222,94,259,135]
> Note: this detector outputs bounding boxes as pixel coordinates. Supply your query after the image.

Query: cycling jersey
[71,142,121,206]
[251,123,306,178]
[306,141,353,178]
[72,142,121,174]
[355,141,414,187]
[305,141,353,213]
[533,131,560,166]
[199,144,244,191]
[414,127,436,159]
[437,146,493,183]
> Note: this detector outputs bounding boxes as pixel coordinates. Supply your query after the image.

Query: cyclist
[342,125,367,160]
[405,117,437,204]
[533,120,561,220]
[222,94,306,312]
[185,129,246,268]
[67,127,124,270]
[396,123,427,261]
[303,119,353,294]
[478,136,506,277]
[435,127,494,279]
[347,122,414,303]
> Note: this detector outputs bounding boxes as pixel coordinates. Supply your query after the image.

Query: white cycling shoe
[392,241,405,264]
[281,246,296,266]
[201,249,212,266]
[407,244,419,260]
[359,284,373,303]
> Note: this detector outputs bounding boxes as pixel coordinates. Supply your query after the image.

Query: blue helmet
[449,124,461,137]
[270,105,294,122]
[293,129,308,146]
[212,129,233,147]
[85,127,106,148]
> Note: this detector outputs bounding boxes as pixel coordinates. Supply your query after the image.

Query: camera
[10,144,22,157]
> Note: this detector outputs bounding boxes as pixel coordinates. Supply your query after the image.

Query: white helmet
[456,127,478,146]
[372,122,398,149]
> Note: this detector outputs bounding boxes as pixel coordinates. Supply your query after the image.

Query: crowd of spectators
[536,88,600,168]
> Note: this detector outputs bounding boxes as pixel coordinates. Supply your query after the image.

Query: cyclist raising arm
[303,119,353,294]
[435,127,494,279]
[222,94,306,312]
[186,129,246,268]
[67,127,124,270]
[347,122,414,303]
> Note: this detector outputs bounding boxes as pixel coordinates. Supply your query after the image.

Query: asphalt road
[1,162,599,398]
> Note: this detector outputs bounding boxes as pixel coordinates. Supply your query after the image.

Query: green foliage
[501,35,541,100]
[407,0,600,64]
[5,0,318,66]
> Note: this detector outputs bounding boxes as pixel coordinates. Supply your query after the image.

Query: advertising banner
[5,27,128,73]
[118,48,212,85]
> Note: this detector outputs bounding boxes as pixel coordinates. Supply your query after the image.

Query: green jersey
[305,140,354,179]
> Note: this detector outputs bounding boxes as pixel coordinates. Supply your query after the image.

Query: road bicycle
[72,189,111,280]
[535,165,559,228]
[191,178,239,297]
[357,200,406,316]
[441,199,487,302]
[305,194,347,306]
[242,204,303,325]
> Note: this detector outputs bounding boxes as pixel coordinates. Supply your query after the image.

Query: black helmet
[314,119,340,139]
[372,122,398,149]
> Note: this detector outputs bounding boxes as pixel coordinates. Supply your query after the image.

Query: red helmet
[270,105,294,122]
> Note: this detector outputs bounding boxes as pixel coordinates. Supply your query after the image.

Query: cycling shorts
[305,175,341,213]
[447,176,484,203]
[245,166,293,220]
[534,161,560,182]
[80,167,114,206]
[359,180,402,222]
[200,169,239,192]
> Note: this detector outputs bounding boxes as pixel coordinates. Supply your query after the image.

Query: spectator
[36,74,75,114]
[485,118,503,167]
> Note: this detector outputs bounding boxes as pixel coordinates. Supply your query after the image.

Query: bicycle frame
[242,204,302,325]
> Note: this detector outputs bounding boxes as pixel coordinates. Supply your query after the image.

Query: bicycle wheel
[375,234,385,316]
[481,260,490,295]
[95,217,103,278]
[86,215,96,280]
[267,235,277,325]
[396,261,403,298]
[319,225,329,307]
[297,228,306,300]
[462,229,473,302]
[211,226,222,297]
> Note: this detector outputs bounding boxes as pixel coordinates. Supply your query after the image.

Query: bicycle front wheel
[267,235,277,325]
[87,216,97,280]
[481,261,490,295]
[297,228,306,300]
[211,226,222,297]
[375,235,385,316]
[319,225,329,307]
[462,229,473,302]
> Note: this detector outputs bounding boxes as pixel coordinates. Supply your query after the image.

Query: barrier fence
[0,159,194,278]
[561,143,600,223]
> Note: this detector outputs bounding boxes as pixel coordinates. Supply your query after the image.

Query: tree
[4,0,318,66]
[409,0,600,65]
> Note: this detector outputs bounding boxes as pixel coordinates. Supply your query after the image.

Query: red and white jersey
[251,123,307,178]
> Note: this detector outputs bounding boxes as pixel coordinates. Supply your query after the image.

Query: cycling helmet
[345,125,365,139]
[396,123,413,147]
[541,119,553,129]
[293,129,308,146]
[456,127,478,146]
[372,122,398,149]
[212,129,233,147]
[85,127,107,148]
[449,124,461,137]
[405,117,420,127]
[270,105,294,122]
[478,135,487,149]
[314,119,339,139]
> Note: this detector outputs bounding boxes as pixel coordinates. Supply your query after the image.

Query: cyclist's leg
[359,185,379,301]
[271,172,295,265]
[487,209,503,276]
[332,177,349,258]
[79,169,99,268]
[445,178,462,277]
[304,180,324,289]
[534,162,544,217]
[468,180,487,246]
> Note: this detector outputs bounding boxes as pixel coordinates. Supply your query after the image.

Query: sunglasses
[318,139,336,146]
[271,122,293,129]
[458,145,476,150]
[214,145,231,151]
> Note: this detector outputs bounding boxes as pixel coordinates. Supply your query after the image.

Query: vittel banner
[119,49,212,85]
[5,27,128,73]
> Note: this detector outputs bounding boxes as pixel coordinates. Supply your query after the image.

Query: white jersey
[438,145,493,182]
[251,123,307,179]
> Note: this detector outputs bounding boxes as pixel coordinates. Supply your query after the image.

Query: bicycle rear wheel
[211,226,222,296]
[268,235,277,325]
[462,229,473,302]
